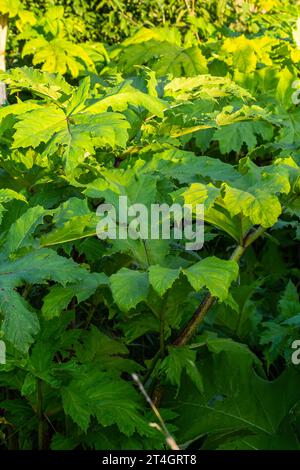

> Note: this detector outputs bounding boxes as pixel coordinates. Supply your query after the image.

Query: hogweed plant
[0,0,299,451]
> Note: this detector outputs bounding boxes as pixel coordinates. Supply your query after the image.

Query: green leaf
[0,248,93,350]
[51,433,78,451]
[223,185,281,228]
[0,66,72,100]
[164,75,252,101]
[0,289,39,353]
[13,105,66,149]
[40,214,98,247]
[2,206,46,256]
[22,37,94,77]
[117,29,207,77]
[189,156,239,184]
[148,265,181,297]
[205,201,245,242]
[61,368,149,435]
[0,248,90,288]
[66,76,91,116]
[180,182,220,211]
[279,281,300,319]
[42,287,74,319]
[160,346,203,393]
[214,121,273,154]
[76,326,128,363]
[61,382,91,433]
[0,0,20,16]
[0,189,27,224]
[109,268,149,312]
[13,104,129,172]
[222,36,258,73]
[166,342,300,446]
[42,273,108,319]
[0,188,27,204]
[184,256,239,301]
[86,82,165,117]
[85,171,158,208]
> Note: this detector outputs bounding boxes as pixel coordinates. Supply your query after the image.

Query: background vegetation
[0,0,300,450]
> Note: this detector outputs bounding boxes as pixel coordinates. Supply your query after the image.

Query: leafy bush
[0,0,300,451]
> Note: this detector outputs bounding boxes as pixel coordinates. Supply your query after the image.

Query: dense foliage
[0,0,300,450]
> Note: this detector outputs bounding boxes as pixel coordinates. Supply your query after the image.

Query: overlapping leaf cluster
[0,0,300,451]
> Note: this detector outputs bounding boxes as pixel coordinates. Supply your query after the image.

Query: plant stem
[147,225,265,399]
[173,294,215,346]
[173,225,265,347]
[37,379,44,450]
[159,307,166,358]
[6,390,18,449]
